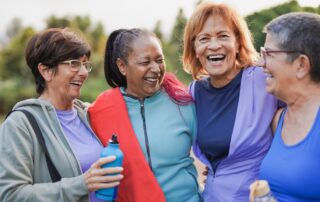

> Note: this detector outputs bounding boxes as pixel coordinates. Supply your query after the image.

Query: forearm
[0,175,88,202]
[0,118,88,202]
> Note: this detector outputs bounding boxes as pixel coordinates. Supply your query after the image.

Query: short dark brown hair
[25,28,91,94]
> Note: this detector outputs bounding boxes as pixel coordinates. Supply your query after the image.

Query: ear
[295,54,311,80]
[116,58,127,76]
[38,63,53,82]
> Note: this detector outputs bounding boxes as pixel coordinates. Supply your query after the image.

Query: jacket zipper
[139,99,153,171]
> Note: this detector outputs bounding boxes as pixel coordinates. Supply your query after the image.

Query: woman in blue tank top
[259,12,320,201]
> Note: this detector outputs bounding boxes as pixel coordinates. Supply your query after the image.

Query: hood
[13,98,88,113]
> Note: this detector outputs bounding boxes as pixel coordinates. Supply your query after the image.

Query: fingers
[202,166,209,183]
[87,174,123,185]
[85,156,125,192]
[87,181,121,192]
[84,159,124,192]
[202,166,209,176]
[89,166,123,177]
[86,173,123,192]
[91,156,117,169]
[84,169,124,192]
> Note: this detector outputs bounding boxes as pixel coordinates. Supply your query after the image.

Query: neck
[210,68,241,88]
[39,92,73,110]
[284,83,320,112]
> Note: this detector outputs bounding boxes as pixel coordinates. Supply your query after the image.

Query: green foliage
[153,20,163,41]
[80,73,109,103]
[166,8,192,84]
[6,18,23,40]
[246,0,320,51]
[0,79,36,115]
[0,1,319,117]
[0,27,35,81]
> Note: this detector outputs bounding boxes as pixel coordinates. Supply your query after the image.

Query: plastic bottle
[249,180,277,202]
[96,134,124,201]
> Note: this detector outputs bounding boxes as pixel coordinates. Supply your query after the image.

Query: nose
[150,61,161,73]
[78,64,89,76]
[208,38,222,50]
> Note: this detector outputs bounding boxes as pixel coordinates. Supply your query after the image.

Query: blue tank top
[260,108,320,202]
[194,71,242,172]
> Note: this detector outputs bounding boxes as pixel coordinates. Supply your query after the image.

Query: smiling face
[263,33,297,97]
[117,35,165,99]
[41,55,89,108]
[194,14,240,86]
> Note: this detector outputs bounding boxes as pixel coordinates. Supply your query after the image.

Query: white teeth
[71,81,82,86]
[207,54,225,62]
[208,54,224,59]
[145,78,158,82]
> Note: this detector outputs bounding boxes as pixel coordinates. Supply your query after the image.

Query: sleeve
[188,80,196,99]
[190,104,197,144]
[0,114,88,202]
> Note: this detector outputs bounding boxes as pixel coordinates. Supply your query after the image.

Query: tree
[0,27,35,82]
[153,20,163,41]
[167,8,191,84]
[46,15,71,28]
[6,18,23,40]
[246,0,319,51]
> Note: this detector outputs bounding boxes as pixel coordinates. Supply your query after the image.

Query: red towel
[88,87,166,202]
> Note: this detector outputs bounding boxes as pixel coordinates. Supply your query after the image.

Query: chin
[146,88,159,97]
[71,93,81,100]
[265,87,275,95]
[206,67,225,76]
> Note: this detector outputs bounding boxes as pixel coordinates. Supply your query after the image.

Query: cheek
[194,43,201,58]
[161,64,166,73]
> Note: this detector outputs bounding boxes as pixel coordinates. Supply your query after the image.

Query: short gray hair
[264,12,320,82]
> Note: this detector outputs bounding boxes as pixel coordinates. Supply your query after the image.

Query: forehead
[129,35,163,56]
[264,33,280,49]
[198,14,234,34]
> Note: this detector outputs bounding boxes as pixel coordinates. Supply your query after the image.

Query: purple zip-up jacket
[191,66,278,202]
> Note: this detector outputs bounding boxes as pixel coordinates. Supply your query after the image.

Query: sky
[0,0,319,40]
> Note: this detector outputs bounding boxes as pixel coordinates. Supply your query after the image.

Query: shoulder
[241,66,270,91]
[243,66,266,79]
[0,109,34,143]
[189,77,210,95]
[243,66,264,75]
[89,88,121,113]
[73,99,90,110]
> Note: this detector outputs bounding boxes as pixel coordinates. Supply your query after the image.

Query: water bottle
[249,180,277,202]
[96,134,124,201]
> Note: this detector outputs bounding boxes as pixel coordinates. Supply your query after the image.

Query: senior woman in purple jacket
[183,2,279,201]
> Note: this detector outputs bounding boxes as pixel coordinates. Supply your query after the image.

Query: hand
[84,156,124,192]
[202,166,208,184]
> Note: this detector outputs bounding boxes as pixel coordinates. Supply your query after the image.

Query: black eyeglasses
[59,60,93,72]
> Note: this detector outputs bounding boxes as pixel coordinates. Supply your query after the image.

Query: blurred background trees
[0,0,319,120]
